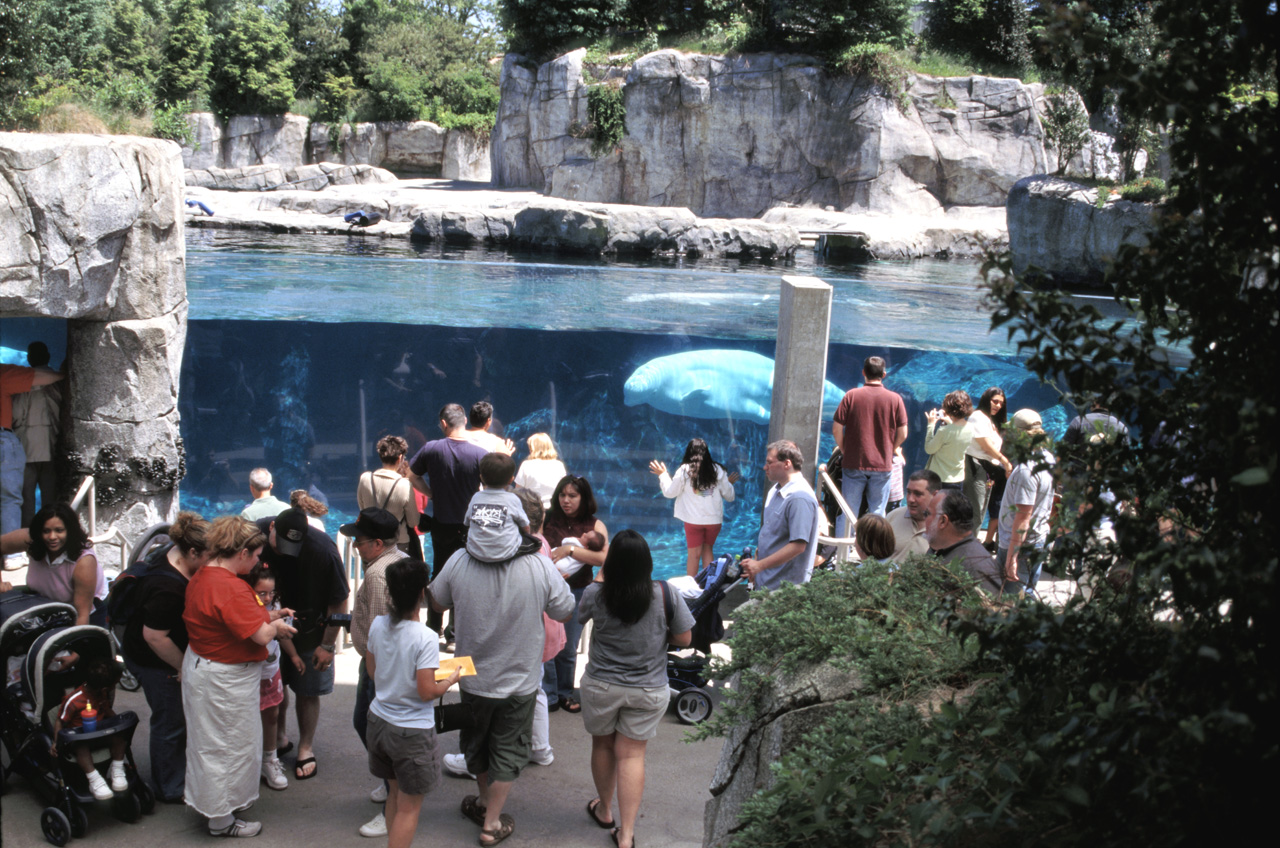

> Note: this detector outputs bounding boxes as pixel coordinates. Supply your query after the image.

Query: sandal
[276,741,294,758]
[563,696,581,714]
[587,798,615,829]
[478,813,514,846]
[294,756,318,780]
[610,827,636,848]
[461,795,487,827]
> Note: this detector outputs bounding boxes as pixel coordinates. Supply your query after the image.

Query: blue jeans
[551,585,585,703]
[126,657,186,802]
[998,546,1043,596]
[1,430,23,535]
[838,469,891,535]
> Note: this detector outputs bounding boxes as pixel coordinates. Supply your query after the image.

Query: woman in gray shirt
[578,530,694,848]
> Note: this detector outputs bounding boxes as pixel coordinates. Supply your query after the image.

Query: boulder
[0,133,185,322]
[704,659,865,848]
[182,112,223,170]
[223,114,309,169]
[411,209,516,244]
[442,130,492,181]
[381,121,447,172]
[1007,175,1159,287]
[284,164,330,191]
[339,122,386,167]
[512,202,610,253]
[0,132,186,541]
[187,164,288,191]
[493,50,1051,217]
[352,164,397,184]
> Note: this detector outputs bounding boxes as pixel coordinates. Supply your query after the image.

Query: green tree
[927,0,1033,72]
[358,12,486,120]
[208,1,295,120]
[0,0,53,124]
[105,0,165,83]
[499,0,628,56]
[736,0,913,55]
[32,0,110,76]
[1042,89,1091,173]
[160,0,213,102]
[284,0,348,98]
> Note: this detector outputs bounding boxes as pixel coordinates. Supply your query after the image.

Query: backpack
[105,523,181,631]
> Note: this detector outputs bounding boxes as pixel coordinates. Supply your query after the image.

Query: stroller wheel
[135,780,156,815]
[675,689,713,725]
[112,790,142,823]
[118,668,140,693]
[40,806,71,846]
[69,803,89,838]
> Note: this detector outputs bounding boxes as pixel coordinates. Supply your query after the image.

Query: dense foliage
[208,2,295,121]
[709,0,1277,844]
[926,0,1033,74]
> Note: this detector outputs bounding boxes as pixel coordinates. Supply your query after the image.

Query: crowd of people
[0,363,1125,846]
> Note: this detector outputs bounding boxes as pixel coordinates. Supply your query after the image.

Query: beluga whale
[623,350,845,425]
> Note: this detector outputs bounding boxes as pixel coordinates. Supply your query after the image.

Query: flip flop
[478,813,514,846]
[610,827,636,848]
[294,756,318,780]
[587,799,615,829]
[563,697,581,714]
[277,741,294,758]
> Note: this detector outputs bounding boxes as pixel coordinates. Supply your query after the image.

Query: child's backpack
[105,523,179,632]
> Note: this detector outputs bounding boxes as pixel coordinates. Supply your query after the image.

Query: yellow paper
[435,656,476,680]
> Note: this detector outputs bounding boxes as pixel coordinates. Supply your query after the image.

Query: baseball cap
[273,508,310,557]
[1012,408,1045,434]
[339,507,398,542]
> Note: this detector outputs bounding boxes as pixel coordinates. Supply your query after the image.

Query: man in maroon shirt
[831,356,908,532]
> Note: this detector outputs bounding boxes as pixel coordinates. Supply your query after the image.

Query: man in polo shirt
[408,403,488,635]
[886,469,941,562]
[340,507,408,838]
[741,440,821,590]
[924,488,1002,594]
[256,507,349,782]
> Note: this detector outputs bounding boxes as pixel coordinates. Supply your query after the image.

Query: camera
[324,613,352,631]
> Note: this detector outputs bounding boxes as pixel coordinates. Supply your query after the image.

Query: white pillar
[768,275,833,475]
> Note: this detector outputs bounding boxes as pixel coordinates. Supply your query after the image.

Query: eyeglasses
[256,590,276,601]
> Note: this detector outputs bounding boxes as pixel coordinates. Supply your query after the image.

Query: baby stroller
[0,589,153,846]
[666,551,743,725]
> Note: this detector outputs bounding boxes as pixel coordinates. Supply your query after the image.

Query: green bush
[151,100,193,144]
[836,43,911,112]
[160,0,212,103]
[208,2,295,122]
[500,0,628,57]
[737,0,914,56]
[586,83,626,156]
[926,0,1032,74]
[313,72,357,125]
[1118,177,1167,203]
[1042,90,1091,175]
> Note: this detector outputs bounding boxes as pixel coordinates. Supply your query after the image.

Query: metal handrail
[817,469,858,564]
[68,475,128,572]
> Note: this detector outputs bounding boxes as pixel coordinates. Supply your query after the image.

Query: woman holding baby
[543,475,609,714]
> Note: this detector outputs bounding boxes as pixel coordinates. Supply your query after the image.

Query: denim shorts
[280,647,335,697]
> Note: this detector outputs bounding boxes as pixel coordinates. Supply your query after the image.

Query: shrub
[208,2,295,122]
[152,101,193,144]
[738,0,914,56]
[926,0,1032,74]
[1118,176,1166,203]
[585,82,626,156]
[313,72,357,126]
[160,0,212,103]
[500,0,628,57]
[1042,89,1091,175]
[836,43,911,112]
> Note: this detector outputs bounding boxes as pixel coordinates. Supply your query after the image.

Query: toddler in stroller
[50,656,129,800]
[1,589,152,845]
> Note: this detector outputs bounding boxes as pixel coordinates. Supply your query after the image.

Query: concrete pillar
[768,275,833,475]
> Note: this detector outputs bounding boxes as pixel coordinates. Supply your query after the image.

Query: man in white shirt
[998,409,1058,596]
[463,401,515,455]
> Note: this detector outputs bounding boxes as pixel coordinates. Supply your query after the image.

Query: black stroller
[0,589,154,846]
[665,551,743,725]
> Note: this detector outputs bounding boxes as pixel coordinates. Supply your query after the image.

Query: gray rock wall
[492,50,1050,218]
[0,133,187,541]
[183,113,491,181]
[1007,175,1159,287]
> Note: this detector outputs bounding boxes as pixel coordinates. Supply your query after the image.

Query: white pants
[182,649,262,818]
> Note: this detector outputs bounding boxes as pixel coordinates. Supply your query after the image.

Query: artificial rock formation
[1007,175,1159,287]
[0,133,187,540]
[184,162,397,191]
[491,50,1050,218]
[183,113,491,182]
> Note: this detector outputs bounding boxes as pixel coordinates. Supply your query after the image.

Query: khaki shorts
[367,714,442,796]
[580,674,669,741]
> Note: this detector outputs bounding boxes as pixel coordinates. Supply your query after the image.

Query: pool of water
[176,231,1080,578]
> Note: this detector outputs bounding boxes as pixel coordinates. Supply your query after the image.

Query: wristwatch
[320,644,336,653]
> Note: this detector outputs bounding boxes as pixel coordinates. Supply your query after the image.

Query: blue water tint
[178,233,1072,577]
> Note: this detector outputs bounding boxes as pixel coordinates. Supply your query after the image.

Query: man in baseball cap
[257,507,349,781]
[997,409,1057,596]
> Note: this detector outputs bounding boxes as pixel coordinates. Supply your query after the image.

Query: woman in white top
[963,387,1013,532]
[648,438,739,577]
[514,433,568,509]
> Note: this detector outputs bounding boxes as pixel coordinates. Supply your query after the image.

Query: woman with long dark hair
[963,387,1013,535]
[649,438,740,576]
[579,530,693,848]
[25,503,105,626]
[972,388,1012,547]
[543,475,610,713]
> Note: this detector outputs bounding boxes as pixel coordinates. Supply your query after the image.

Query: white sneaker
[87,769,113,800]
[369,783,388,803]
[109,759,129,792]
[529,748,554,766]
[358,813,387,838]
[261,756,288,791]
[442,753,475,779]
[210,818,262,838]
